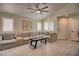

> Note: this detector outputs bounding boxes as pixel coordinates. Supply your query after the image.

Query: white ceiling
[0,3,68,20]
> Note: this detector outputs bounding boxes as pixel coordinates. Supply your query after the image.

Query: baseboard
[58,39,68,40]
[71,40,79,42]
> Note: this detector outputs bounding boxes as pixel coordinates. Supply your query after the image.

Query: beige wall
[42,17,54,32]
[48,4,79,40]
[32,4,79,34]
[0,3,78,35]
[32,20,40,32]
[55,4,79,16]
[57,14,79,40]
[51,4,79,33]
[57,18,69,40]
[0,12,32,33]
[69,15,79,41]
[32,16,54,32]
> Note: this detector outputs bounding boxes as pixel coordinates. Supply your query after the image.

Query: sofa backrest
[19,32,29,37]
[2,33,14,40]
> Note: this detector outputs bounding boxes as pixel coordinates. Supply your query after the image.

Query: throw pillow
[0,36,2,40]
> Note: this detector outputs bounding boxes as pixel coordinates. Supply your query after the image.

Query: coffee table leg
[45,38,47,44]
[34,40,37,48]
[30,40,32,46]
[40,39,42,42]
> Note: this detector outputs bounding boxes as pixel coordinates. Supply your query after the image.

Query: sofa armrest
[0,39,17,46]
[23,37,33,40]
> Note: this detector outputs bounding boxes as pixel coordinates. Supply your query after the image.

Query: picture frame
[22,20,32,31]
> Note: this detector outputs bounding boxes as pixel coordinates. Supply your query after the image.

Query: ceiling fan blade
[27,8,35,10]
[40,12,43,14]
[28,11,35,14]
[35,4,39,9]
[42,3,46,4]
[42,10,49,12]
[39,10,43,14]
[42,6,48,9]
[37,3,40,6]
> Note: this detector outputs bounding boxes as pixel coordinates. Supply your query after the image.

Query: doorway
[57,17,69,40]
[69,15,79,41]
[57,15,79,41]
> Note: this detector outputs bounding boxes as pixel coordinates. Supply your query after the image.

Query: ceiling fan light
[36,10,40,13]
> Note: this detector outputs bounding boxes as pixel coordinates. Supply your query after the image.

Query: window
[44,22,49,31]
[37,22,42,31]
[44,21,54,31]
[49,22,54,31]
[3,17,13,31]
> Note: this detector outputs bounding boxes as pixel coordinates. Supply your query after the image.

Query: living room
[0,3,79,56]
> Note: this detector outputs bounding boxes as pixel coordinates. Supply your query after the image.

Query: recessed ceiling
[0,3,68,20]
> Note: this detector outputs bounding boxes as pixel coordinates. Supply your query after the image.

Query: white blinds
[3,17,13,31]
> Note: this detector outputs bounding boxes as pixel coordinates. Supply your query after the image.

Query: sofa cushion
[0,39,17,46]
[19,32,29,37]
[2,33,14,40]
[0,36,2,41]
[23,37,33,40]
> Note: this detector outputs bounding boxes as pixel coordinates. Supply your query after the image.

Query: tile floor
[0,40,79,56]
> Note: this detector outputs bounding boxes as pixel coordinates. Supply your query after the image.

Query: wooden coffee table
[30,36,47,49]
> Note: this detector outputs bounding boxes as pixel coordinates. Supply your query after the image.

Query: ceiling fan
[27,3,49,14]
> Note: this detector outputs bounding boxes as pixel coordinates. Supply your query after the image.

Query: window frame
[44,21,54,31]
[37,21,42,31]
[2,17,14,32]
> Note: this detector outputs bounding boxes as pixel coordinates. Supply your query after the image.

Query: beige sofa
[0,32,30,51]
[0,31,56,51]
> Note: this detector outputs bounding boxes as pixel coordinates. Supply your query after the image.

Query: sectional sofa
[0,32,29,51]
[0,31,57,51]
